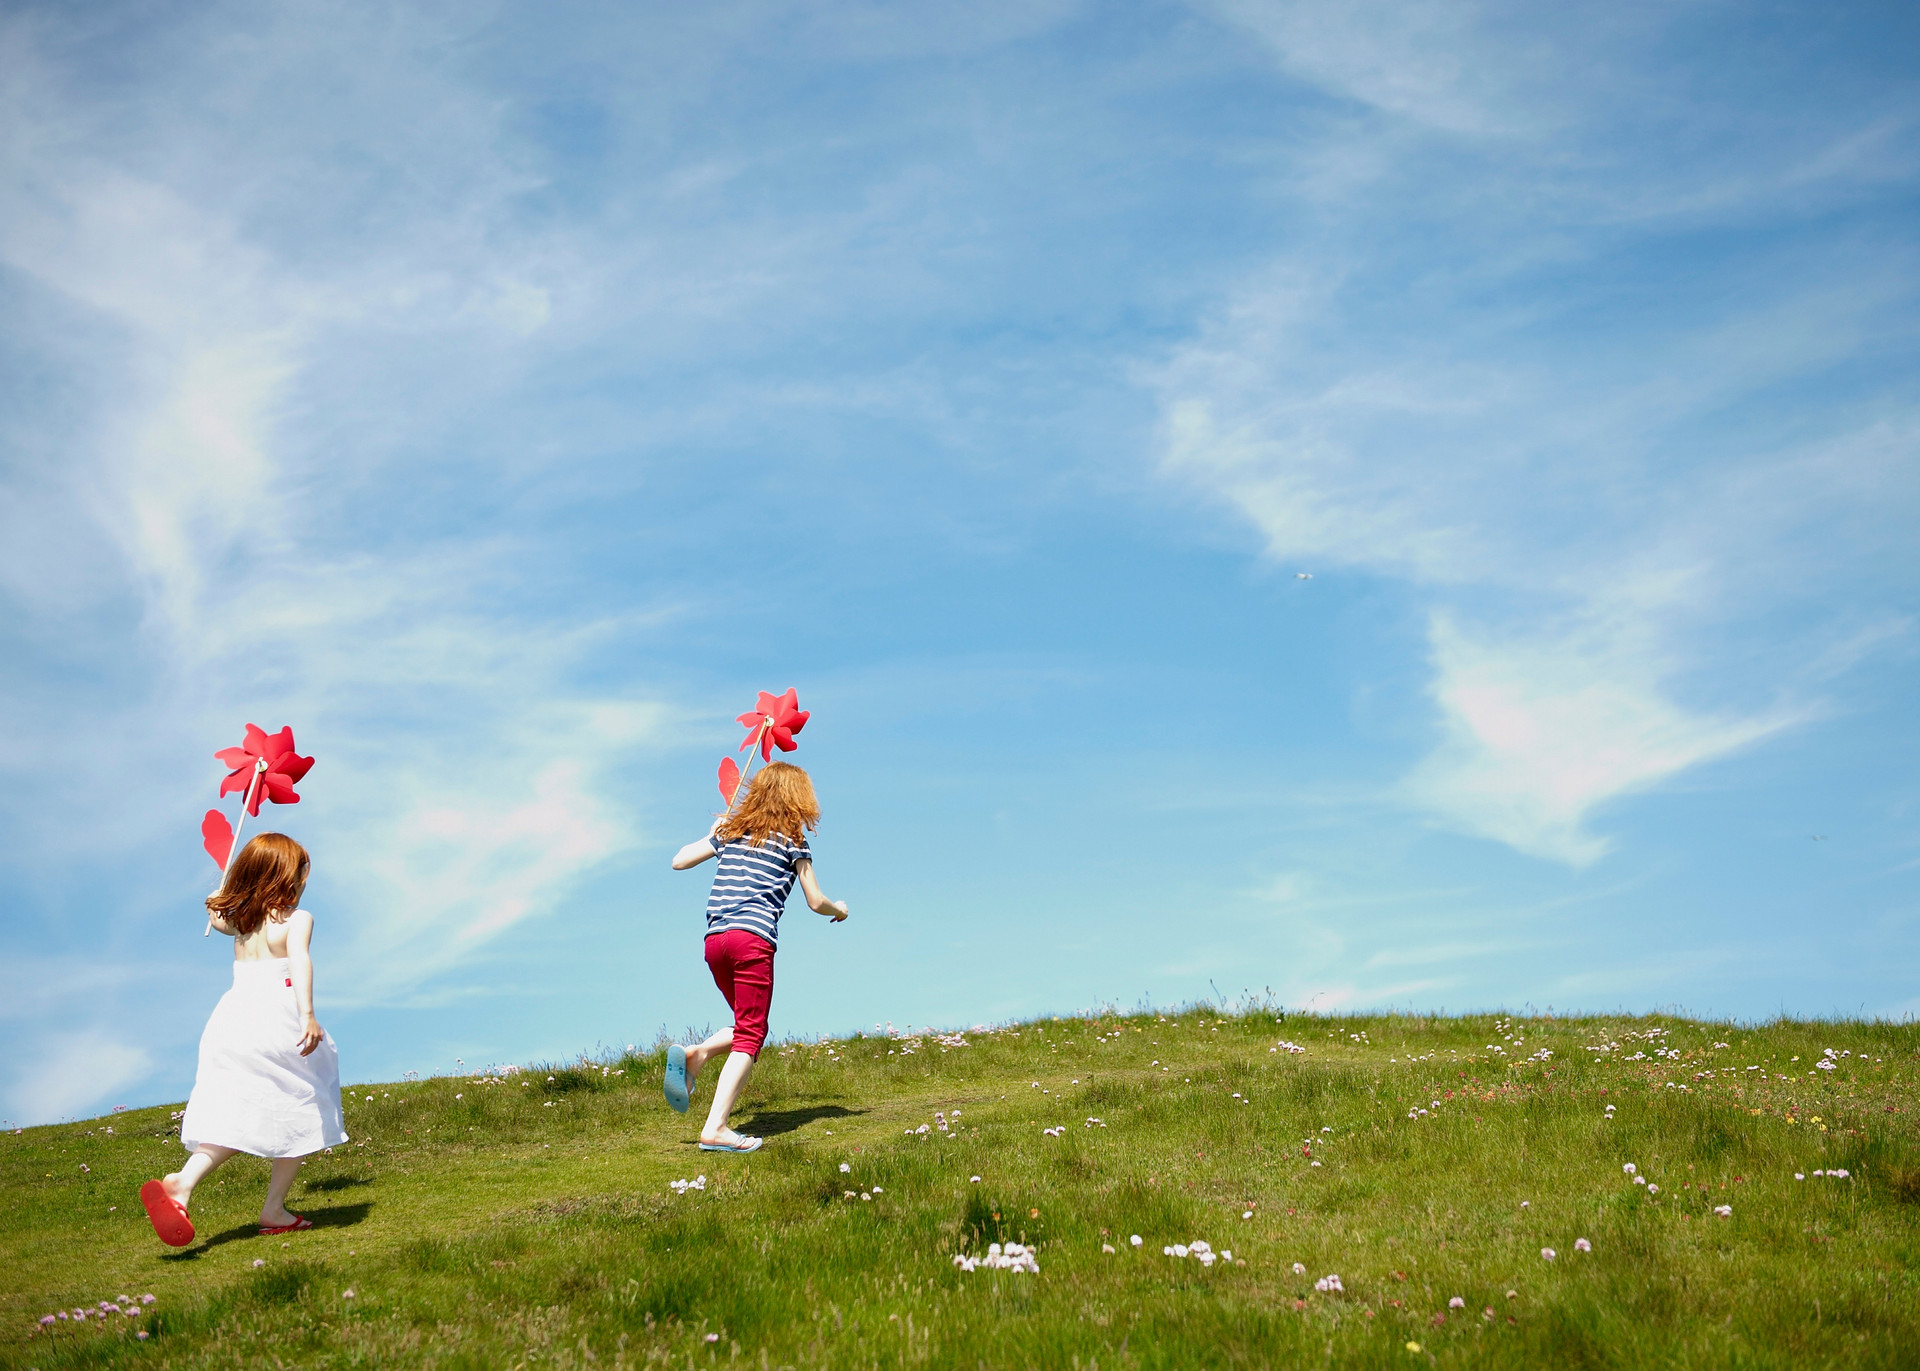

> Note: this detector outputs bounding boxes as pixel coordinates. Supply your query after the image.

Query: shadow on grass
[160,1203,373,1260]
[726,1104,865,1138]
[304,1174,373,1193]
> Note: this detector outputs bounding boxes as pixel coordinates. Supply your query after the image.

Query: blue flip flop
[698,1135,763,1153]
[664,1045,691,1114]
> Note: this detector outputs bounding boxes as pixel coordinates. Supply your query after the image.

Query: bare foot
[260,1207,297,1228]
[698,1126,749,1148]
[161,1174,191,1210]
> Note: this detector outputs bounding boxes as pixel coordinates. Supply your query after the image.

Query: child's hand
[297,1015,325,1057]
[824,900,848,923]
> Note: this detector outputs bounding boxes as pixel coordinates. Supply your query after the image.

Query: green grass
[5,1008,1919,1368]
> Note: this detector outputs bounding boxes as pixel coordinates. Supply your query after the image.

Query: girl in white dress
[140,833,347,1246]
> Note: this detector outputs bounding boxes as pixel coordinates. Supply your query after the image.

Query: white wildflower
[953,1242,1039,1274]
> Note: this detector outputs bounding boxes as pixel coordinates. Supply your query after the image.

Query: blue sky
[2,0,1916,1126]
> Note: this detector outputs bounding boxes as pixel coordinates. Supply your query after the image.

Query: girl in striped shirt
[665,762,847,1152]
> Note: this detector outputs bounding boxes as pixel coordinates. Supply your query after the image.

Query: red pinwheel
[716,688,809,809]
[201,724,316,873]
[215,724,316,816]
[737,688,809,762]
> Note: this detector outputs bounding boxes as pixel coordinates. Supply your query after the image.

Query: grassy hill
[4,1008,1918,1369]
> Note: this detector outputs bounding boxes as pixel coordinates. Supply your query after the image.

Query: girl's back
[227,909,302,962]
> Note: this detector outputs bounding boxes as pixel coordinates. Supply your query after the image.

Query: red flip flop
[258,1215,313,1236]
[139,1180,195,1247]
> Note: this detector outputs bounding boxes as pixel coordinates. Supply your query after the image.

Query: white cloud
[327,699,677,1000]
[1402,613,1793,864]
[1149,43,1914,865]
[6,1030,153,1124]
[0,958,149,1024]
[1157,279,1826,862]
[0,31,678,1007]
[1199,0,1557,137]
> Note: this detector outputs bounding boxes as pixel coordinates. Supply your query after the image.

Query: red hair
[716,762,819,847]
[206,832,310,936]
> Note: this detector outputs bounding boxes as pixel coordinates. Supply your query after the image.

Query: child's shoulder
[724,831,809,850]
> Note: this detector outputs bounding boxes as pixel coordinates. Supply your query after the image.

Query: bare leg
[698,1050,758,1145]
[683,1027,735,1091]
[163,1144,237,1210]
[260,1158,304,1227]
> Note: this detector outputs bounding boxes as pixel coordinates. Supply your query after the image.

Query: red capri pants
[704,929,775,1058]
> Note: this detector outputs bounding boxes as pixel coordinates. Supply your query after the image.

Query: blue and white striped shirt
[704,833,812,947]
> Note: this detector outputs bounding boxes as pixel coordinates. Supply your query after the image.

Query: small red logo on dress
[285,978,293,987]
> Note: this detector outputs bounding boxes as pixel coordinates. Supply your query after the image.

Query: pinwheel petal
[785,709,809,736]
[242,723,272,756]
[772,730,798,753]
[759,730,775,762]
[754,691,783,718]
[201,810,234,869]
[260,726,297,764]
[219,770,253,798]
[214,746,253,769]
[718,756,742,806]
[261,773,301,806]
[278,752,316,784]
[736,710,763,730]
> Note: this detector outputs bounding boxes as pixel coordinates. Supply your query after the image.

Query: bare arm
[671,820,723,871]
[795,860,847,921]
[285,910,325,1057]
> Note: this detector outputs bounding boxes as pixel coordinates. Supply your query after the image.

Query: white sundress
[180,949,347,1158]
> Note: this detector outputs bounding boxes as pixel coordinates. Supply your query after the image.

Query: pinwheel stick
[203,758,268,937]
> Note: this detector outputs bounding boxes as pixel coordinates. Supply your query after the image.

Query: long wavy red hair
[716,762,819,847]
[206,832,310,936]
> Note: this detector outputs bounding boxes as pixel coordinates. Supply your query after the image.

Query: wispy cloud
[7,1030,152,1124]
[1403,612,1795,863]
[1152,277,1827,861]
[1155,6,1918,864]
[0,21,678,1006]
[1199,0,1568,138]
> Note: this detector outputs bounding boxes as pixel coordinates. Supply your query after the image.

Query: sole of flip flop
[698,1137,764,1153]
[664,1045,690,1114]
[140,1179,195,1247]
